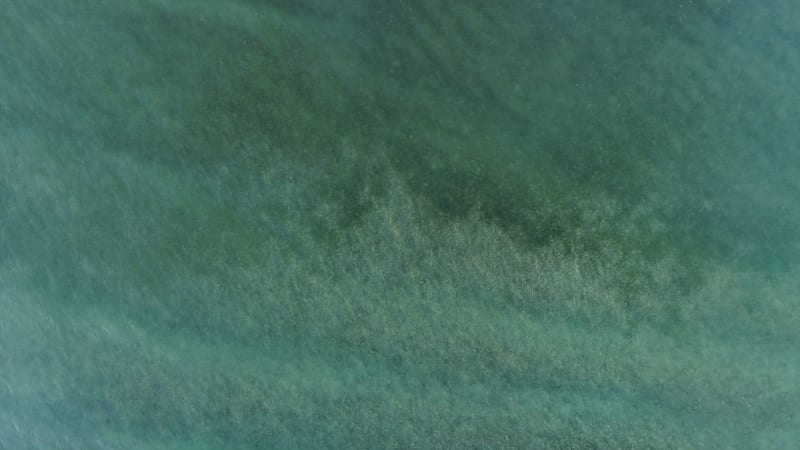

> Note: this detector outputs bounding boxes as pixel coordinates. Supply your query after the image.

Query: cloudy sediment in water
[2,1,799,448]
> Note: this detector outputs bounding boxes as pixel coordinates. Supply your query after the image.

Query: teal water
[1,1,799,448]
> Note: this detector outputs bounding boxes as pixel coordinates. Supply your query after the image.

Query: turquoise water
[2,1,799,448]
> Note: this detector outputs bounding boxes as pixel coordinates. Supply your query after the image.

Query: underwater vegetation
[1,0,799,448]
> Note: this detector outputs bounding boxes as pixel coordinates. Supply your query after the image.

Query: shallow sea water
[2,1,799,448]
